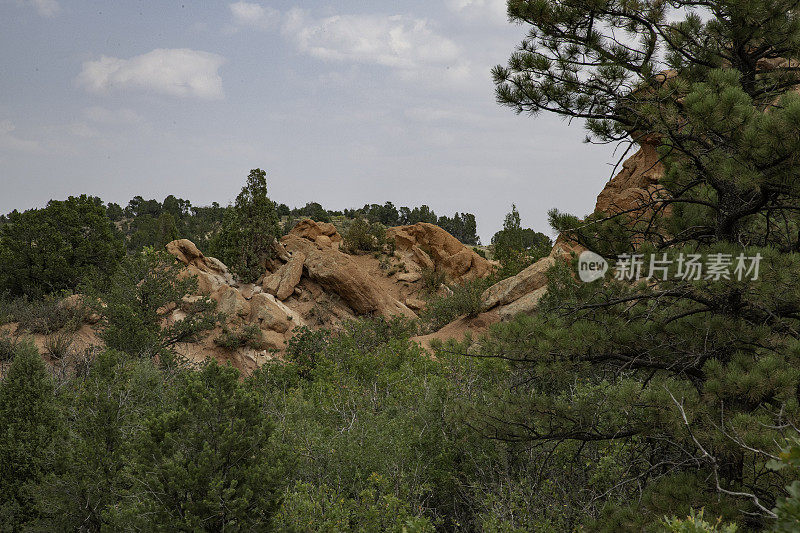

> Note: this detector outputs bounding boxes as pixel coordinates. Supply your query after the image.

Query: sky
[0,0,619,243]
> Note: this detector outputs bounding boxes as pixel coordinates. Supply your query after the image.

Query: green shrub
[419,279,489,333]
[343,218,389,253]
[660,509,738,532]
[214,324,263,350]
[420,268,446,294]
[43,331,74,360]
[96,249,219,359]
[15,296,85,335]
[285,325,330,378]
[0,331,19,362]
[274,477,435,532]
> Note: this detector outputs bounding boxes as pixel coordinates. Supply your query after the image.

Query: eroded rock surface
[387,223,494,283]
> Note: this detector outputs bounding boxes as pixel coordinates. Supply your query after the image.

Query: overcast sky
[1,0,618,242]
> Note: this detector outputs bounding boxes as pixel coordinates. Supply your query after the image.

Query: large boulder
[211,286,249,318]
[594,141,665,216]
[386,223,494,283]
[481,256,555,311]
[281,233,416,319]
[248,293,293,333]
[262,251,305,300]
[167,239,234,294]
[289,219,342,248]
[496,286,548,320]
[481,238,583,314]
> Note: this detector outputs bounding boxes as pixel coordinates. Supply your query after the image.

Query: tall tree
[0,195,124,297]
[0,343,62,530]
[211,169,280,283]
[486,0,800,528]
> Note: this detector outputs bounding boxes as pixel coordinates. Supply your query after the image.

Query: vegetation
[211,169,281,283]
[93,248,218,360]
[214,324,263,350]
[341,217,389,253]
[491,204,552,278]
[419,279,489,333]
[482,0,800,528]
[0,195,123,298]
[5,0,800,530]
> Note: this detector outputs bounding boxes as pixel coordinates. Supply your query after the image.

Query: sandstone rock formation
[481,256,555,311]
[479,221,586,320]
[262,251,305,300]
[594,141,665,217]
[281,233,416,319]
[289,219,342,248]
[167,239,235,294]
[387,223,494,283]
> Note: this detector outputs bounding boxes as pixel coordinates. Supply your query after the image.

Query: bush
[660,509,738,532]
[285,325,330,378]
[43,331,74,360]
[0,331,19,362]
[274,478,435,532]
[343,218,389,253]
[96,249,219,359]
[15,296,85,335]
[419,279,489,334]
[214,324,263,350]
[420,268,446,294]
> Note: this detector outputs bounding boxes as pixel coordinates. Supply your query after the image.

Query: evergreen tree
[0,195,124,297]
[0,342,62,530]
[31,350,163,532]
[211,169,280,283]
[486,0,800,527]
[96,248,218,359]
[111,361,287,530]
[491,204,551,275]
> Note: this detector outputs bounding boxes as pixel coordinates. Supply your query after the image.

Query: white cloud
[0,120,43,153]
[16,0,60,17]
[229,1,279,29]
[83,106,143,125]
[446,0,507,25]
[76,49,225,100]
[281,10,459,69]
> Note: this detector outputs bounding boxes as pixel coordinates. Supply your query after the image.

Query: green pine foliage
[485,0,800,529]
[491,204,552,278]
[210,169,280,283]
[0,195,124,298]
[94,248,219,359]
[108,360,287,530]
[0,342,62,530]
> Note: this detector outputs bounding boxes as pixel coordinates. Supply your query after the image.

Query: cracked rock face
[281,233,416,319]
[387,222,495,283]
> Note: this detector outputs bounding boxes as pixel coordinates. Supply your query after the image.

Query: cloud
[446,0,507,25]
[229,1,279,29]
[76,49,225,100]
[83,106,143,125]
[281,10,459,69]
[0,120,43,153]
[16,0,60,17]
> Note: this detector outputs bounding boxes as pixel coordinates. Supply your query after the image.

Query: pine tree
[111,361,287,530]
[0,342,62,530]
[485,0,800,528]
[211,169,280,283]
